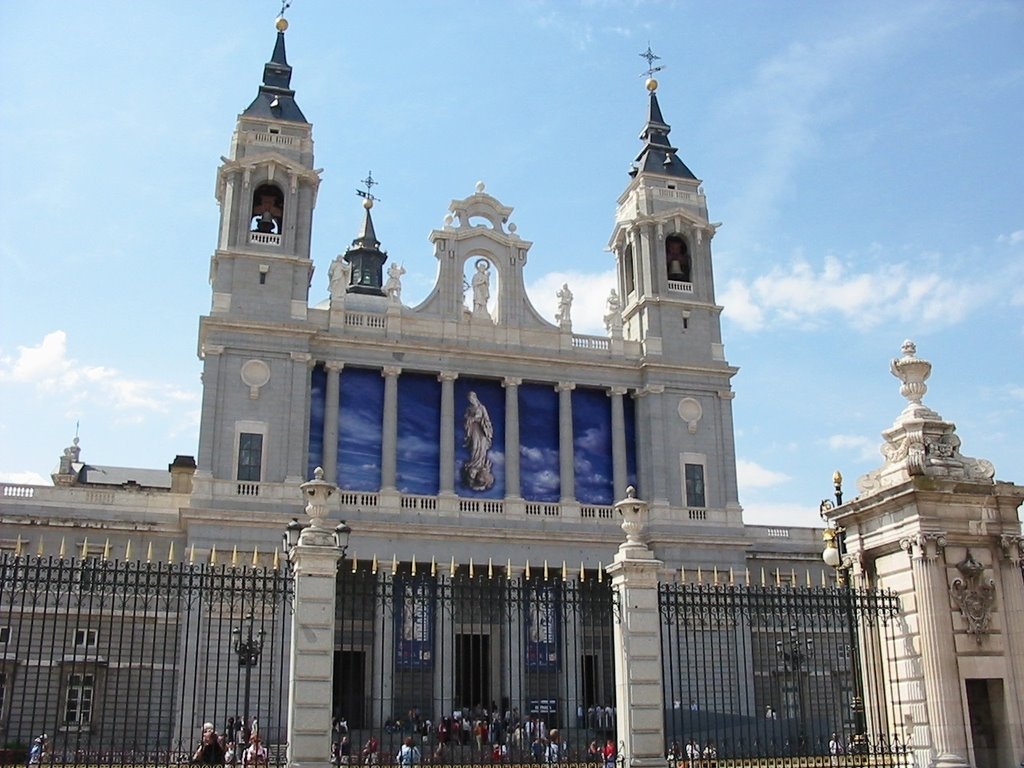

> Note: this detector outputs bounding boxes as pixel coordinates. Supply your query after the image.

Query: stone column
[380,366,401,491]
[287,469,344,768]
[286,352,314,484]
[606,488,665,768]
[438,372,458,496]
[322,362,343,484]
[900,532,970,768]
[503,377,522,498]
[609,387,628,501]
[558,382,576,503]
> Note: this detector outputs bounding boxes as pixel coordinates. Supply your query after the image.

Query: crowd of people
[191,717,267,766]
[330,705,618,765]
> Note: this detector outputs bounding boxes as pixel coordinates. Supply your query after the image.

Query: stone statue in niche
[556,283,573,329]
[384,262,405,302]
[328,255,352,301]
[461,391,494,491]
[471,259,491,316]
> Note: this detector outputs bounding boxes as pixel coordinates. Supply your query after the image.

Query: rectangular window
[237,432,264,482]
[684,463,706,508]
[64,673,95,724]
[73,628,98,648]
[0,627,9,644]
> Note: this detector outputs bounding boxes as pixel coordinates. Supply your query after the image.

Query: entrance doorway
[966,678,1007,768]
[334,650,367,728]
[455,633,490,710]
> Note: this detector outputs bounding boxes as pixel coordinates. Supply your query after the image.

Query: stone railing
[571,335,611,351]
[249,231,281,246]
[251,131,297,147]
[345,312,387,330]
[667,279,694,293]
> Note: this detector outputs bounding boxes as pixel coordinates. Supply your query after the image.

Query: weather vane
[356,171,381,205]
[279,1,291,18]
[639,45,665,79]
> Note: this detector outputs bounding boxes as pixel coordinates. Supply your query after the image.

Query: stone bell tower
[195,16,322,489]
[606,63,741,525]
[823,341,1024,768]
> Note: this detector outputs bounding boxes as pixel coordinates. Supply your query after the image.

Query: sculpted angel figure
[328,255,352,300]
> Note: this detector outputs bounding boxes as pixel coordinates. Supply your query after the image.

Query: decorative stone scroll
[949,550,996,645]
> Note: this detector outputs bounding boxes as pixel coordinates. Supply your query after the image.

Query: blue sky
[1,1,1021,527]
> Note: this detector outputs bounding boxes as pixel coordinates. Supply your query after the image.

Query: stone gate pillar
[287,468,344,768]
[606,487,665,768]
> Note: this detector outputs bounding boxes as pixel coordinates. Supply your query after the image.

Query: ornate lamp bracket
[950,549,996,645]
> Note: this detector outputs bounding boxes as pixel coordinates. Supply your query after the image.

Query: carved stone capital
[324,361,345,374]
[999,535,1024,566]
[900,531,947,562]
[641,384,665,396]
[381,366,402,378]
[290,352,313,366]
[438,371,459,383]
[502,377,522,388]
[556,381,576,393]
[202,344,225,357]
[607,386,628,397]
[950,549,996,645]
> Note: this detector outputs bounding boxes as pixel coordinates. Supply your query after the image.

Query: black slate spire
[344,201,387,296]
[629,87,696,180]
[242,19,307,123]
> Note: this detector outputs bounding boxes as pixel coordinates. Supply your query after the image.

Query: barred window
[64,673,95,724]
[237,432,264,482]
[73,628,98,648]
[684,463,705,508]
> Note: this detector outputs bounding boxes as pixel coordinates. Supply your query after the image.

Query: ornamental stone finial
[299,467,338,544]
[890,339,931,407]
[615,485,650,551]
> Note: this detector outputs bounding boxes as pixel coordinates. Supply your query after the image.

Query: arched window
[665,235,691,283]
[250,184,284,234]
[623,244,635,296]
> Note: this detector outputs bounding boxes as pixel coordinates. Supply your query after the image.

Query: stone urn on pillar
[615,485,651,557]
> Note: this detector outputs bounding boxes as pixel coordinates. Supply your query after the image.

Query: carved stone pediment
[950,550,995,645]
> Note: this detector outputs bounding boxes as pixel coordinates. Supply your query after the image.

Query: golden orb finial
[363,197,373,210]
[646,77,658,93]
[275,16,289,32]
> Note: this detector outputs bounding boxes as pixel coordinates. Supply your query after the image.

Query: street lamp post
[820,471,868,756]
[233,613,266,734]
[776,625,813,750]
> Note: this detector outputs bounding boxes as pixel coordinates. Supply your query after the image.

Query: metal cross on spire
[639,45,665,79]
[356,171,381,204]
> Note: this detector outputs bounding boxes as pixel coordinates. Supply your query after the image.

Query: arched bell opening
[250,184,284,234]
[665,234,691,283]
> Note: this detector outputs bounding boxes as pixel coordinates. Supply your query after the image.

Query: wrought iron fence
[0,553,292,766]
[331,562,616,766]
[660,577,908,765]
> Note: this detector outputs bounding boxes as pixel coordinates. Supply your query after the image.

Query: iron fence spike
[59,536,66,559]
[103,537,111,561]
[209,544,216,565]
[252,546,259,567]
[125,539,133,562]
[411,554,417,577]
[146,541,154,564]
[469,557,475,579]
[232,545,239,567]
[488,558,493,579]
[450,555,456,577]
[168,541,175,563]
[36,536,44,557]
[392,554,398,574]
[81,537,89,560]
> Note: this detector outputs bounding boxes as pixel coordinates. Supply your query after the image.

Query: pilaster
[286,352,313,485]
[380,367,401,491]
[503,377,522,498]
[322,362,343,483]
[438,372,458,496]
[900,532,970,768]
[609,387,628,501]
[557,382,576,504]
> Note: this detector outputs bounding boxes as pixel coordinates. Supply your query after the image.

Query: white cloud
[0,470,49,486]
[736,459,790,489]
[0,331,200,419]
[740,501,819,528]
[526,269,616,335]
[996,229,1024,245]
[826,434,879,463]
[721,255,985,332]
